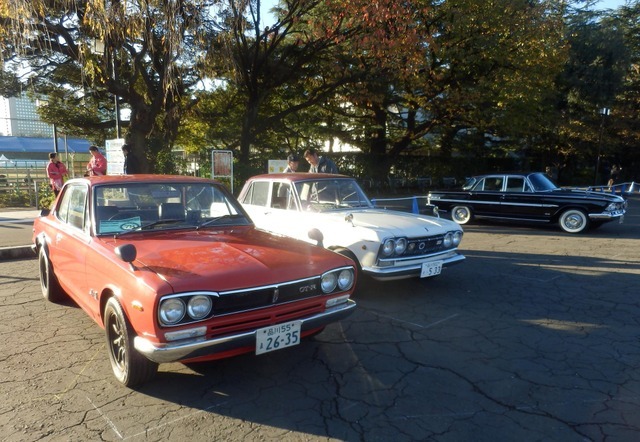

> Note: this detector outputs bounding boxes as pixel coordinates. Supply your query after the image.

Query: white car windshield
[294,179,373,212]
[93,182,249,235]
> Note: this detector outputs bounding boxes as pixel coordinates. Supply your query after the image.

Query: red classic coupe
[33,175,356,387]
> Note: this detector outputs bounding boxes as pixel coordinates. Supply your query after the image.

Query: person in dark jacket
[122,144,141,174]
[303,148,338,174]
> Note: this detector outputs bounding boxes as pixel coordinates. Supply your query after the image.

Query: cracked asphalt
[1,196,639,441]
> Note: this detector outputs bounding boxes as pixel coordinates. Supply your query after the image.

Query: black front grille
[213,277,322,315]
[404,235,446,257]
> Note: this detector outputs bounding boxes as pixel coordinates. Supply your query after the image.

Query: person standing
[283,154,299,173]
[46,152,68,196]
[608,164,621,188]
[122,144,141,174]
[86,145,107,176]
[303,148,338,174]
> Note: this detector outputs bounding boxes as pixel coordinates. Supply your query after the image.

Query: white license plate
[256,320,302,355]
[420,261,443,278]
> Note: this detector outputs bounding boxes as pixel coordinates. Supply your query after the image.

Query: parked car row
[34,170,624,387]
[33,173,464,387]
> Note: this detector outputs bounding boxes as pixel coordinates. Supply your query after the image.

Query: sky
[593,0,633,9]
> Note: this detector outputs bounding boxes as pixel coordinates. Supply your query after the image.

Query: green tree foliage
[609,2,640,181]
[0,0,217,172]
[549,4,633,184]
[299,0,568,178]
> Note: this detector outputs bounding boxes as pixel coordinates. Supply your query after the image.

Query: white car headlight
[321,272,338,293]
[381,239,395,257]
[160,298,186,325]
[187,295,213,320]
[394,238,407,255]
[453,231,462,245]
[337,269,354,291]
[443,232,453,248]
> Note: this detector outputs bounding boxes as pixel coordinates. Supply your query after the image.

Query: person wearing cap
[86,145,107,176]
[283,154,300,173]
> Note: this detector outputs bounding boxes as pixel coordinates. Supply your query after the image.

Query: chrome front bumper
[363,252,466,280]
[589,210,626,220]
[134,300,356,363]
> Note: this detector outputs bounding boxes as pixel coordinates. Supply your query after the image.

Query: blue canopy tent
[0,136,91,155]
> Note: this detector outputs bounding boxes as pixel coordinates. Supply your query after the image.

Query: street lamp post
[91,38,121,138]
[594,107,610,186]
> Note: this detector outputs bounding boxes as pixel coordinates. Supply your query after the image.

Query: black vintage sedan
[428,172,627,233]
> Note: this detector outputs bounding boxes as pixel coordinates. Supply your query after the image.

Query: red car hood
[103,227,349,293]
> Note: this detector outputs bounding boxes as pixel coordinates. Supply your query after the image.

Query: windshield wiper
[196,214,243,230]
[114,219,185,238]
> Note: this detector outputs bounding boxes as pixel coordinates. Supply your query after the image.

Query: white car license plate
[256,320,302,355]
[420,261,443,278]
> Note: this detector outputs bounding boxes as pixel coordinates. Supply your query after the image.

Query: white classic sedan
[238,173,465,281]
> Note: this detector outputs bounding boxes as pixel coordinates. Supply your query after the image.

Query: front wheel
[104,297,158,387]
[558,209,589,234]
[451,206,472,225]
[39,247,65,302]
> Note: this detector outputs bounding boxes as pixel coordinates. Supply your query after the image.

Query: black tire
[104,297,158,387]
[451,206,472,225]
[38,247,65,302]
[558,209,589,234]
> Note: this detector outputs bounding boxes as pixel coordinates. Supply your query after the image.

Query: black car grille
[213,277,322,316]
[403,235,447,257]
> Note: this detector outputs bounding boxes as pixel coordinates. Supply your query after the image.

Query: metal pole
[53,124,59,154]
[594,108,609,186]
[112,50,121,139]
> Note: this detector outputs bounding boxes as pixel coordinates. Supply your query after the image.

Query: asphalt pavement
[0,208,40,260]
[1,196,639,441]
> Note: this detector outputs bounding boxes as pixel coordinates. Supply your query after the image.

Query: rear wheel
[38,247,65,302]
[104,297,158,387]
[451,206,472,225]
[558,209,589,233]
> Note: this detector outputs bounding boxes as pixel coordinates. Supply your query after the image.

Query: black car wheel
[451,206,472,224]
[104,297,158,387]
[38,247,65,302]
[559,209,589,234]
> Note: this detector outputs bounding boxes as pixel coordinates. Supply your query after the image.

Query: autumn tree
[304,0,567,179]
[0,0,217,172]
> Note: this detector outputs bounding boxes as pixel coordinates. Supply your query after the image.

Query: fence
[582,182,637,196]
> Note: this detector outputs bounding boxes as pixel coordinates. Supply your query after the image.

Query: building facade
[0,94,53,137]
